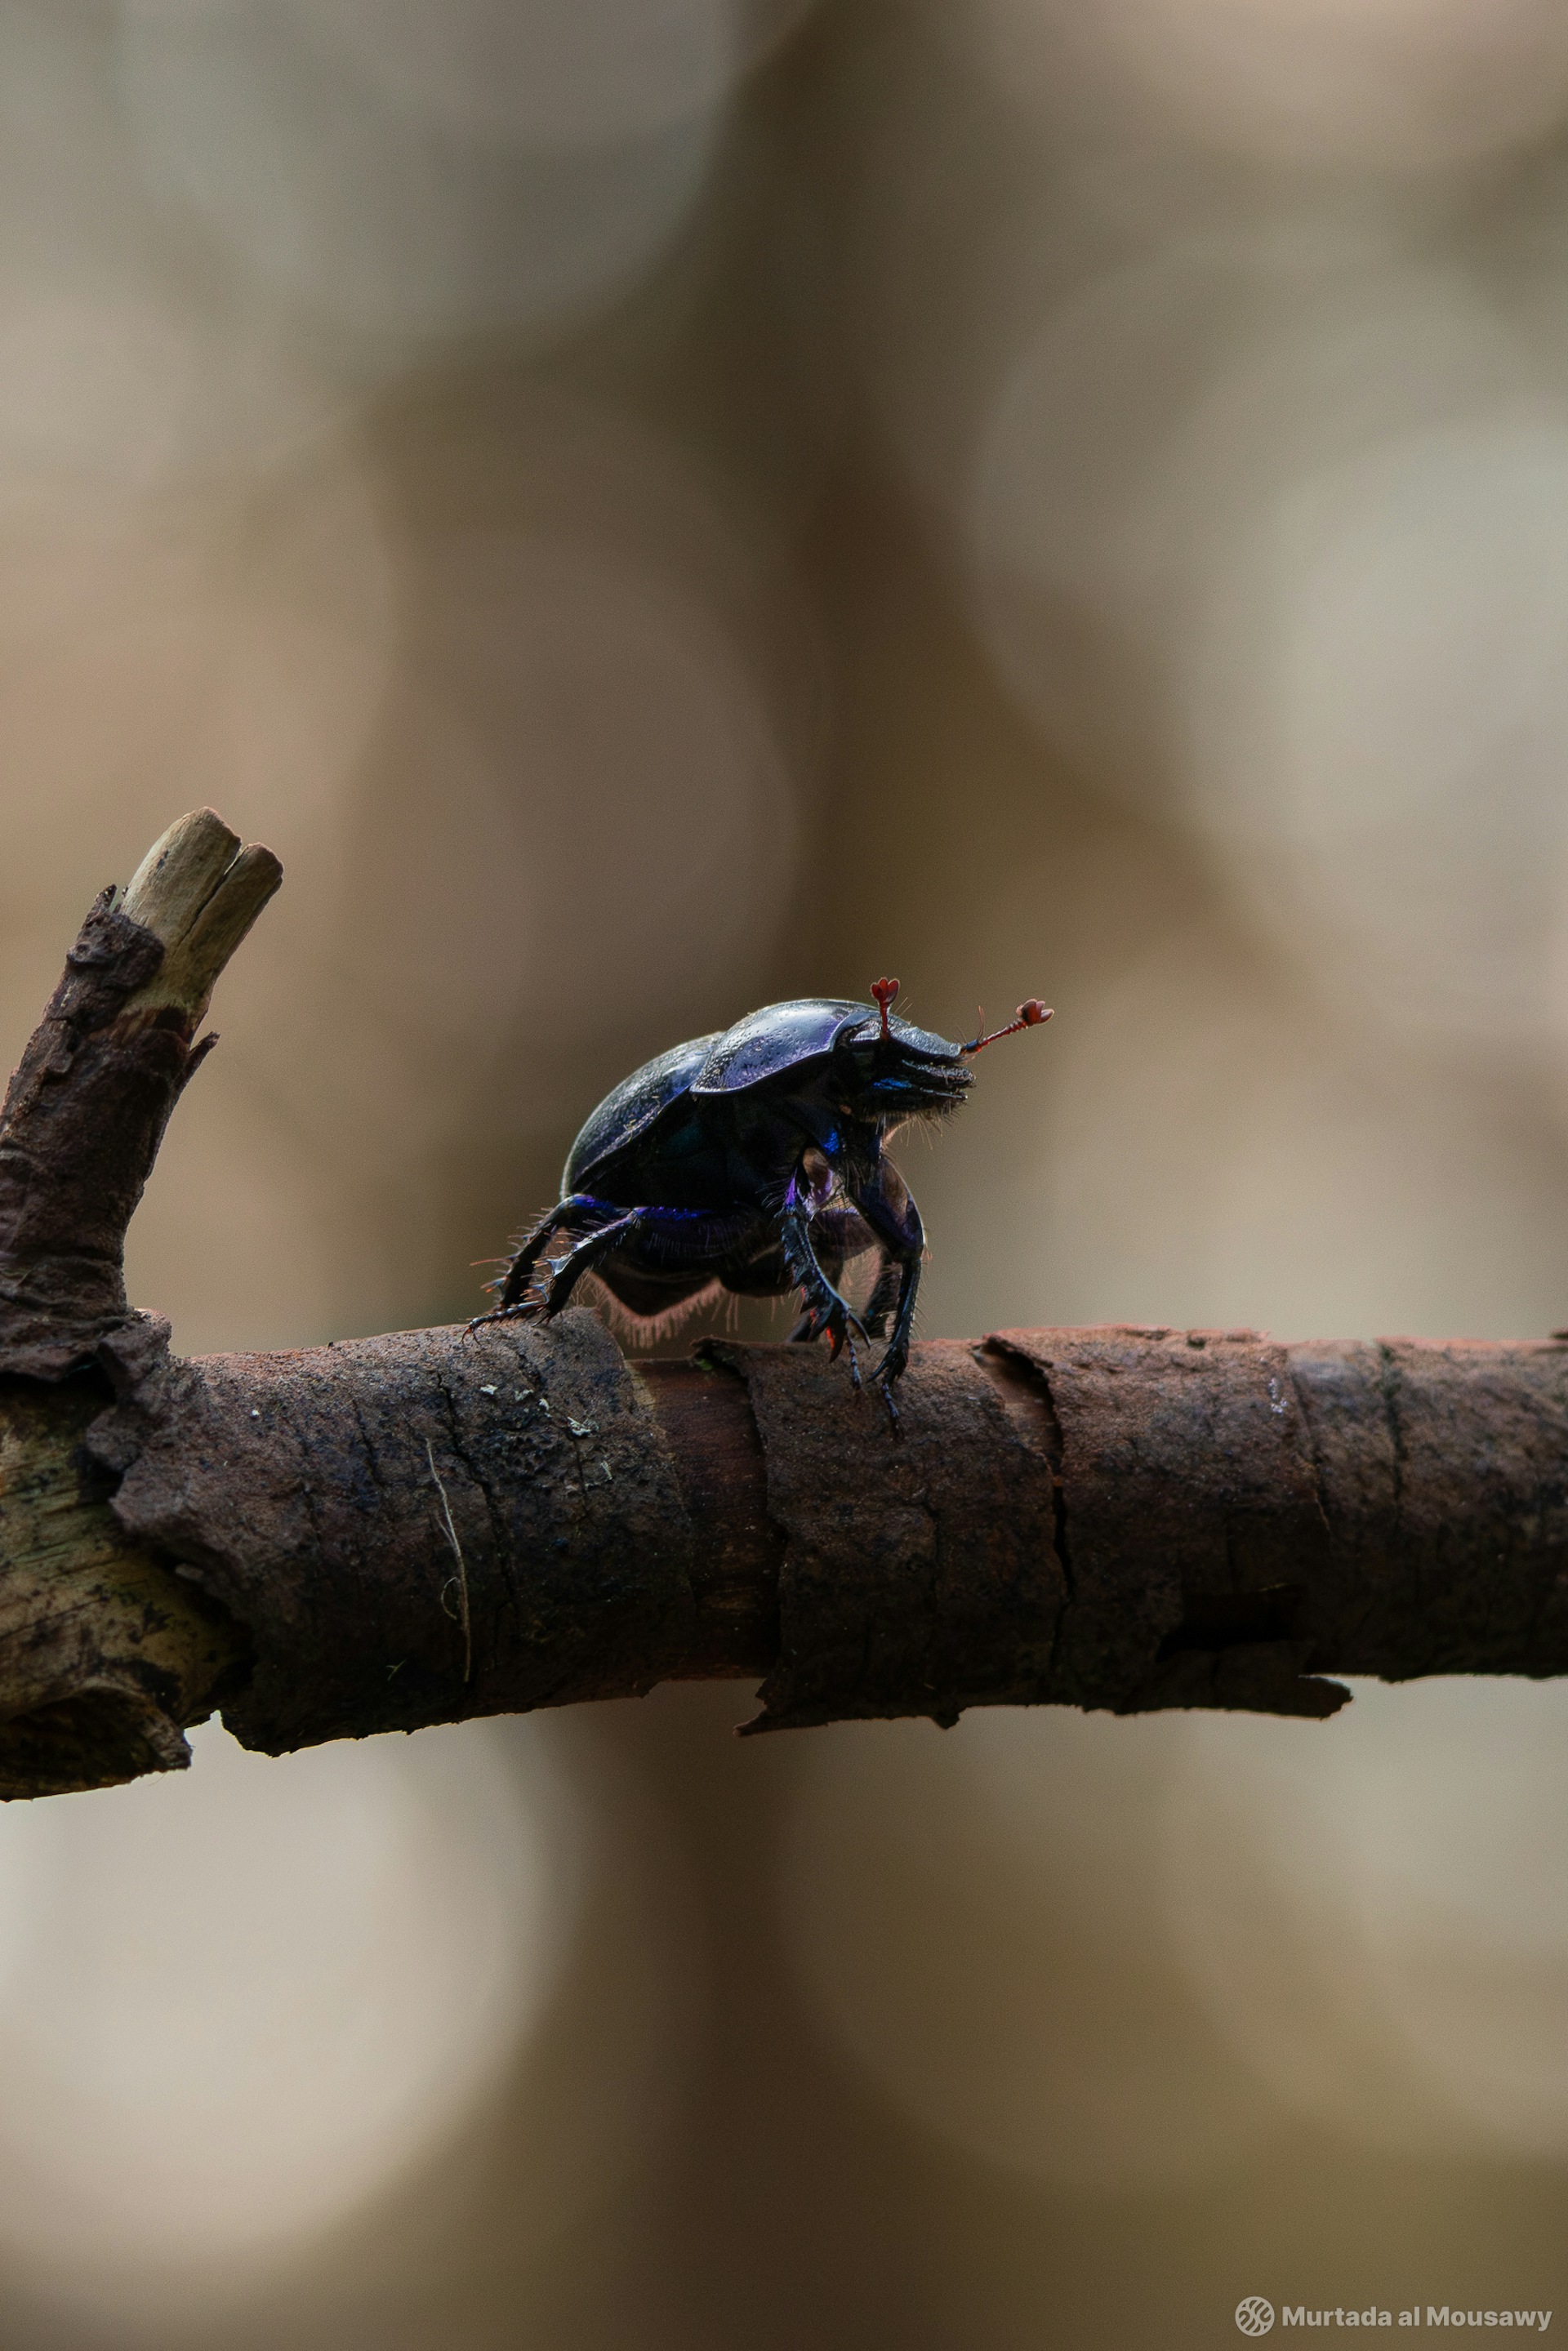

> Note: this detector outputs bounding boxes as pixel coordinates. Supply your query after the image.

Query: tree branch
[2,813,1566,1799]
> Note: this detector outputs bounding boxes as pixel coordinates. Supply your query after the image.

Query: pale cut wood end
[120,809,283,1024]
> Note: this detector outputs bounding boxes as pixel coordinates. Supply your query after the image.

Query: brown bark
[2,811,1568,1799]
[0,811,280,1378]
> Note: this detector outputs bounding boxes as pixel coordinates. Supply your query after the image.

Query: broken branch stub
[0,809,281,1374]
[122,812,283,1029]
[0,810,278,1791]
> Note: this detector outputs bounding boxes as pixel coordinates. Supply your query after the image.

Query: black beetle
[471,977,1050,1411]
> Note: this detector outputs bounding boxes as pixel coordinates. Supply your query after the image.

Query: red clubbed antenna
[871,976,900,1039]
[961,998,1053,1054]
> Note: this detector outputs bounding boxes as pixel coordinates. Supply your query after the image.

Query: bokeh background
[2,0,1568,2341]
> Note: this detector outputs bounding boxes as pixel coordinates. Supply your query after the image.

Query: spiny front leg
[848,1155,925,1417]
[779,1193,869,1387]
[861,1249,902,1341]
[873,1253,921,1400]
[785,1205,873,1342]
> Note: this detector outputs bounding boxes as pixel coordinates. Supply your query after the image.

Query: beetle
[470,977,1050,1412]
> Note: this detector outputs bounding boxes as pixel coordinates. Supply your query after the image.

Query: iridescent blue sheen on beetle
[473,979,1050,1413]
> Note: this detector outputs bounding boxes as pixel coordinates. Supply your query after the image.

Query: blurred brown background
[2,0,1568,2342]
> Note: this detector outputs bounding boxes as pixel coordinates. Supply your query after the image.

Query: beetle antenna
[870,976,900,1040]
[960,998,1053,1054]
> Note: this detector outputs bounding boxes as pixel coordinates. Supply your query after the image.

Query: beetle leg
[861,1250,903,1341]
[536,1209,650,1317]
[845,1156,925,1413]
[539,1205,762,1321]
[779,1199,867,1372]
[470,1195,624,1330]
[785,1205,873,1340]
[499,1195,619,1307]
[874,1256,921,1396]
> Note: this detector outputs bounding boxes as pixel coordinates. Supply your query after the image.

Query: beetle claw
[465,1298,544,1337]
[813,1297,866,1387]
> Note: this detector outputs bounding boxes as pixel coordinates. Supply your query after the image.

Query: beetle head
[834,979,1053,1125]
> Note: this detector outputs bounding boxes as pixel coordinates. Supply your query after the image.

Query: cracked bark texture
[92,1314,702,1755]
[0,895,194,1377]
[5,808,1568,1797]
[46,1316,1568,1766]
